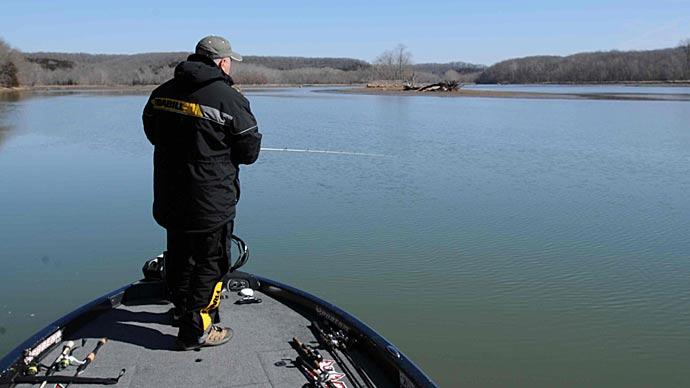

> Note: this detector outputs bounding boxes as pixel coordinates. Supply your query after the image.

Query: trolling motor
[142,254,166,281]
[223,234,261,292]
[141,234,260,303]
[228,234,249,272]
[142,234,251,282]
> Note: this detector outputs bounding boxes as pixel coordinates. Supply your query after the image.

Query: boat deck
[34,290,358,387]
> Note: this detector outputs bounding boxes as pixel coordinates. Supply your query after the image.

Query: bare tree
[373,49,395,80]
[374,44,413,81]
[680,38,690,79]
[394,44,413,80]
[443,69,461,82]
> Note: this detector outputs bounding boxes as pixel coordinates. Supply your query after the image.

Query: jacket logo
[152,98,203,118]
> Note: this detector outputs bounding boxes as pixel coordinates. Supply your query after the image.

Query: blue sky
[2,0,690,65]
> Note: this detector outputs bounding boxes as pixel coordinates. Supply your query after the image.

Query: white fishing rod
[261,147,389,158]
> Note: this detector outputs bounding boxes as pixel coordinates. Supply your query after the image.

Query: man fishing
[142,35,262,350]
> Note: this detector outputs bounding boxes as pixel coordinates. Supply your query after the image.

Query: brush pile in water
[404,80,460,92]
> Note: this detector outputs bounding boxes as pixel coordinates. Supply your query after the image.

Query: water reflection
[0,125,10,150]
[0,91,22,149]
[0,90,22,102]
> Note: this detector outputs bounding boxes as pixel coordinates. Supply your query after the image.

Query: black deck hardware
[235,296,262,305]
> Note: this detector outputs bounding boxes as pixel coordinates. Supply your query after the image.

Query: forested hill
[2,36,689,87]
[19,52,375,85]
[412,62,485,80]
[478,46,690,84]
[10,49,484,86]
[23,52,370,71]
[242,56,370,71]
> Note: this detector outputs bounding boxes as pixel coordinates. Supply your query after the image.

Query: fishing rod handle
[77,338,107,373]
[292,338,313,359]
[51,340,75,365]
[60,341,76,357]
[292,337,305,348]
[92,338,108,353]
[88,338,108,359]
[51,342,76,371]
[294,337,322,359]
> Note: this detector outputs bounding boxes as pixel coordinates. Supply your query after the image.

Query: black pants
[166,221,233,341]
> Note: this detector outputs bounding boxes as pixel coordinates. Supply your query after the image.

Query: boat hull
[0,273,437,387]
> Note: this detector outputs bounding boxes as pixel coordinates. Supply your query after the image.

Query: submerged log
[416,80,460,92]
[368,80,462,92]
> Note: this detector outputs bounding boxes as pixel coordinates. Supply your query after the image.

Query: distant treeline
[8,51,483,86]
[412,62,485,82]
[2,35,690,88]
[478,46,690,84]
[0,37,484,87]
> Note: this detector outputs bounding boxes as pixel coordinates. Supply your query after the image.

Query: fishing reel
[142,254,165,281]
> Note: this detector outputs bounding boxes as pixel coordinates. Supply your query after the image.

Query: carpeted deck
[35,290,330,387]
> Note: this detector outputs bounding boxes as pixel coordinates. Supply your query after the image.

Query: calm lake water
[1,87,689,387]
[464,83,690,95]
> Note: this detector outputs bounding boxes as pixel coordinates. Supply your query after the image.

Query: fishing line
[261,147,389,157]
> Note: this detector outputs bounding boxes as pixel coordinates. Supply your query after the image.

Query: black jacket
[143,54,261,232]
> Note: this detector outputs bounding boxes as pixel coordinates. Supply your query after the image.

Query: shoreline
[3,83,690,102]
[0,83,362,94]
[326,87,690,102]
[490,80,690,87]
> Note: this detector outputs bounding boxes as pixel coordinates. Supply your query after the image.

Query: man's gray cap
[195,35,243,62]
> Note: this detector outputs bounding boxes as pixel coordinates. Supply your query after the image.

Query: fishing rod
[291,337,323,371]
[45,341,74,372]
[312,321,368,388]
[10,370,125,386]
[12,338,125,387]
[38,339,87,388]
[261,147,389,158]
[333,330,374,388]
[291,337,328,387]
[314,321,375,388]
[61,339,88,369]
[291,337,344,388]
[36,340,74,388]
[64,338,108,388]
